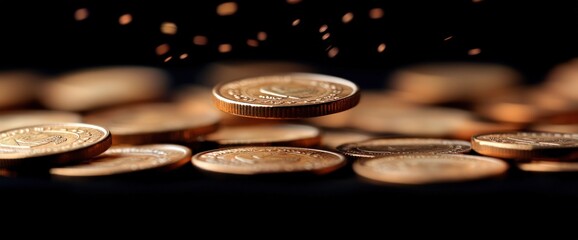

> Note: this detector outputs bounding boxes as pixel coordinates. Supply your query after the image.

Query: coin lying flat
[471,132,578,160]
[212,73,360,119]
[517,161,578,172]
[191,146,346,175]
[83,103,220,145]
[0,123,112,168]
[50,144,191,177]
[203,124,321,147]
[338,138,471,158]
[353,154,508,185]
[0,110,82,131]
[0,71,45,109]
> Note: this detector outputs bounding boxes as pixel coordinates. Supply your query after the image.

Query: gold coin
[83,103,220,145]
[353,154,508,185]
[191,146,346,175]
[212,73,360,119]
[50,144,191,177]
[471,132,578,160]
[320,129,378,150]
[0,71,45,109]
[0,110,82,131]
[518,161,578,172]
[203,123,321,147]
[0,123,112,168]
[337,138,471,158]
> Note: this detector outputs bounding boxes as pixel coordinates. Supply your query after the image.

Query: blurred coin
[338,138,471,158]
[203,123,320,147]
[353,154,508,185]
[518,161,578,172]
[83,103,220,145]
[0,110,82,131]
[543,58,578,102]
[192,146,346,175]
[212,72,360,119]
[50,144,191,177]
[199,60,316,86]
[0,70,45,109]
[388,62,521,104]
[451,118,524,141]
[529,123,578,133]
[39,66,170,111]
[0,123,112,168]
[320,129,378,150]
[471,132,578,160]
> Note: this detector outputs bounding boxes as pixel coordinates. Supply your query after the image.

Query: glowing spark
[468,48,481,55]
[219,44,232,53]
[377,43,386,53]
[74,8,89,21]
[193,35,208,46]
[319,25,328,33]
[161,22,177,35]
[217,2,238,16]
[257,31,267,41]
[342,12,354,24]
[247,39,259,47]
[156,44,170,55]
[286,0,301,4]
[164,56,172,62]
[292,19,301,26]
[328,47,339,58]
[179,53,188,59]
[322,33,330,40]
[444,36,454,41]
[369,8,384,19]
[119,13,132,25]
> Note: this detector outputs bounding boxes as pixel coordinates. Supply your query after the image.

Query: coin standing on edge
[212,73,360,119]
[337,138,471,158]
[203,123,321,147]
[191,146,346,175]
[50,144,192,177]
[353,154,508,185]
[0,123,112,168]
[471,132,578,160]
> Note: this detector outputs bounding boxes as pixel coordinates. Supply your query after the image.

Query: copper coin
[471,132,578,160]
[337,138,471,158]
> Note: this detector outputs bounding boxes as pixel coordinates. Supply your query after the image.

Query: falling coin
[203,123,321,147]
[338,138,471,158]
[471,132,578,160]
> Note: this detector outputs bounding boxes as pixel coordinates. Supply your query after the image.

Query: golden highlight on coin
[471,132,578,160]
[353,154,508,185]
[50,144,192,177]
[0,110,82,132]
[203,123,321,147]
[337,138,471,158]
[212,73,360,119]
[191,146,346,175]
[0,123,112,168]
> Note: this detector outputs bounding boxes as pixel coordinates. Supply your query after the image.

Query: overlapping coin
[338,138,471,158]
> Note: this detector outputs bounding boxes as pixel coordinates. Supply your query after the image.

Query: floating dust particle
[119,13,132,25]
[161,22,177,35]
[219,44,232,53]
[342,12,354,23]
[377,43,386,52]
[369,8,384,19]
[257,31,267,41]
[217,2,238,16]
[156,43,170,55]
[74,8,89,21]
[193,35,208,45]
[468,48,481,55]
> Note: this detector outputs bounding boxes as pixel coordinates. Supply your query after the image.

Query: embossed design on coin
[0,123,112,168]
[191,146,346,175]
[50,144,191,176]
[353,154,508,184]
[212,73,360,119]
[472,132,578,160]
[337,138,471,158]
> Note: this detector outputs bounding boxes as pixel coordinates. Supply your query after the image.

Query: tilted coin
[212,72,360,119]
[471,132,578,160]
[518,161,578,172]
[0,123,112,168]
[353,154,508,185]
[50,144,191,177]
[83,103,220,145]
[203,123,321,147]
[0,110,82,131]
[337,138,471,158]
[191,146,346,175]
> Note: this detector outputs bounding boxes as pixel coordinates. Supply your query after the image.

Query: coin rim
[337,138,472,158]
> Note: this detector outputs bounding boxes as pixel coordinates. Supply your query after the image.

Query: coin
[191,146,346,175]
[353,154,508,185]
[39,66,170,111]
[0,71,45,109]
[0,110,82,131]
[320,129,378,150]
[50,144,191,177]
[0,123,112,168]
[212,72,360,119]
[203,123,321,147]
[518,161,578,172]
[471,132,578,160]
[83,103,220,145]
[543,58,578,101]
[337,138,471,158]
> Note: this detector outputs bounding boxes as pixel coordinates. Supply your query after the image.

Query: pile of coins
[2,60,578,185]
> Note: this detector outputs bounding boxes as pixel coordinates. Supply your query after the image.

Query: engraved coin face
[0,123,112,168]
[204,124,320,147]
[191,146,346,175]
[50,144,191,176]
[0,110,82,131]
[472,132,578,159]
[353,154,508,184]
[212,73,360,119]
[337,138,471,158]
